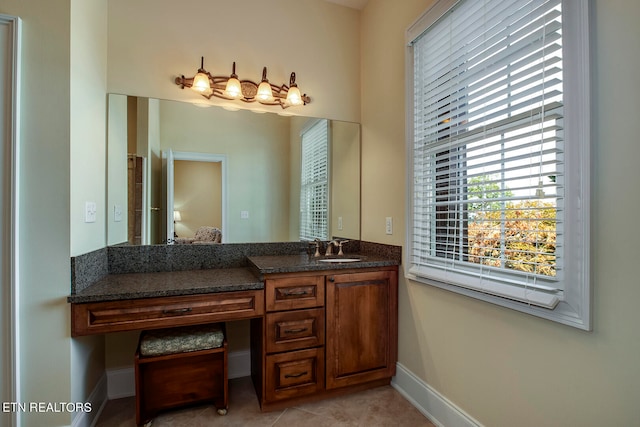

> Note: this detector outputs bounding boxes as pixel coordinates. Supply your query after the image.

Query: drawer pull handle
[162,307,193,315]
[282,290,309,296]
[284,327,308,334]
[284,371,308,379]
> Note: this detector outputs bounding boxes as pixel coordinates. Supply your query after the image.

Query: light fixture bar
[175,58,311,109]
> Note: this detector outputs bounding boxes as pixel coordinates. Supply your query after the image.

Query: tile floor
[95,376,435,427]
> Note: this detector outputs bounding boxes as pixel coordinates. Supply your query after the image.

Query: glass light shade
[224,77,243,99]
[173,210,182,221]
[286,85,303,106]
[192,72,211,93]
[256,80,274,102]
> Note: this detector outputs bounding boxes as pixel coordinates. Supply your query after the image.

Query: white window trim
[405,0,591,330]
[299,119,330,241]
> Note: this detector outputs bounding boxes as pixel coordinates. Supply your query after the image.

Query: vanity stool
[134,323,228,426]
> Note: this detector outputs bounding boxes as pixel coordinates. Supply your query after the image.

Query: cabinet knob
[328,276,335,282]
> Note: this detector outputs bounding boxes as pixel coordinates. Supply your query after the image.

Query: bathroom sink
[318,258,361,263]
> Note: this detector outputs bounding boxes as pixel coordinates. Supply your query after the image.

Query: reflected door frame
[165,150,227,243]
[1,13,21,427]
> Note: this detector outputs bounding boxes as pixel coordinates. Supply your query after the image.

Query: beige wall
[361,0,640,426]
[107,94,128,245]
[0,0,74,425]
[159,100,291,243]
[69,0,109,411]
[174,160,222,236]
[70,0,108,256]
[107,0,361,123]
[330,120,360,239]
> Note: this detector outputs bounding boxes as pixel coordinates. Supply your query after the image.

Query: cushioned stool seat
[135,323,228,426]
[139,324,225,357]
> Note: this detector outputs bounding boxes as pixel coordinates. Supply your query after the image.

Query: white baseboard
[107,367,135,399]
[391,363,483,427]
[228,350,251,379]
[106,350,251,399]
[71,373,108,427]
[95,355,478,427]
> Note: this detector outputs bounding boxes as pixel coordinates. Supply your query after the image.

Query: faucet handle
[337,239,350,256]
[312,238,323,257]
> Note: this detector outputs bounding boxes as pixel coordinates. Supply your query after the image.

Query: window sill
[405,271,591,330]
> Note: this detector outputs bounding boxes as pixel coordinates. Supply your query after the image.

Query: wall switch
[385,216,393,235]
[338,216,343,230]
[114,204,123,222]
[240,210,249,219]
[85,202,97,223]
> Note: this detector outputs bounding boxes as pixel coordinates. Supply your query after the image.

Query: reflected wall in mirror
[107,94,361,245]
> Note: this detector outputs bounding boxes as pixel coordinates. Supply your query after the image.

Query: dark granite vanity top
[248,253,399,277]
[67,267,262,304]
[68,241,401,304]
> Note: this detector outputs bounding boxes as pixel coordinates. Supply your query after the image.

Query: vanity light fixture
[175,57,311,109]
[286,72,304,106]
[224,62,243,99]
[256,67,274,102]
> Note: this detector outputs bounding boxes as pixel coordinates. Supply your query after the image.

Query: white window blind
[300,120,329,241]
[409,0,566,309]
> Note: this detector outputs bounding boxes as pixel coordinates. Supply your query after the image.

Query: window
[299,120,329,241]
[407,0,591,329]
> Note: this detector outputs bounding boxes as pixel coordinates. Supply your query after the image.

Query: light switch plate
[240,210,249,219]
[385,217,393,235]
[114,204,123,222]
[85,202,97,223]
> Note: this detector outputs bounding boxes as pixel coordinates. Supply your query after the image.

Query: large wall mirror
[106,94,361,245]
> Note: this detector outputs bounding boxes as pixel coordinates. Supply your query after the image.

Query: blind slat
[411,0,564,301]
[300,120,329,241]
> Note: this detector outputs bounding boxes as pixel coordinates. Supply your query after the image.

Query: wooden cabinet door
[325,268,398,389]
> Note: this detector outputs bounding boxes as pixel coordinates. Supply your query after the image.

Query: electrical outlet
[240,210,249,219]
[385,217,393,235]
[338,216,343,230]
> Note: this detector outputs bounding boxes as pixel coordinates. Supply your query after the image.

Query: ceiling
[323,0,369,10]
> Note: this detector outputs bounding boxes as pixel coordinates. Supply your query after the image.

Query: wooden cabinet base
[71,290,264,336]
[251,266,398,412]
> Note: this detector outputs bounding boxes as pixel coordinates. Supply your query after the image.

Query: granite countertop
[67,267,263,304]
[248,253,399,277]
[69,243,401,304]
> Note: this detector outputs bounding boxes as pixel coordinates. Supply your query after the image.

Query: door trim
[164,151,227,243]
[0,13,21,427]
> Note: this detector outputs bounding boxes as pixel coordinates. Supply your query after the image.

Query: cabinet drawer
[265,276,324,311]
[265,308,325,354]
[265,347,324,402]
[71,290,264,336]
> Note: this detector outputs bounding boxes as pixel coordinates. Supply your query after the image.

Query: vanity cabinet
[251,266,398,411]
[325,269,398,389]
[254,275,326,406]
